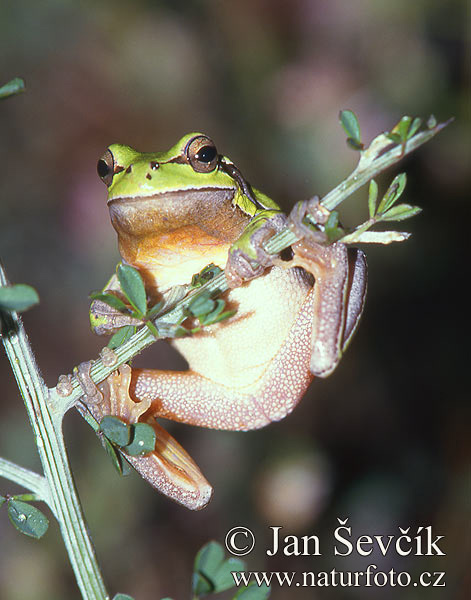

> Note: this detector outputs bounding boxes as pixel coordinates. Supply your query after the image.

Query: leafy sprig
[339,172,422,245]
[90,264,163,341]
[0,77,25,100]
[191,541,270,600]
[0,493,49,539]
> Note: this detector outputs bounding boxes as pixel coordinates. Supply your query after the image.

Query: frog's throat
[108,188,251,291]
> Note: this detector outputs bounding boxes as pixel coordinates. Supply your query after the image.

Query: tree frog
[85,133,367,509]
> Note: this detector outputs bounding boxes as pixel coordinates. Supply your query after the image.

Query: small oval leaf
[339,110,361,145]
[212,557,246,592]
[187,291,216,318]
[377,173,407,213]
[113,594,135,600]
[0,284,39,312]
[408,117,422,139]
[107,325,136,349]
[125,423,156,456]
[194,541,225,581]
[100,416,131,447]
[368,180,378,218]
[7,499,49,539]
[100,434,129,475]
[117,264,147,315]
[380,204,422,222]
[0,77,25,99]
[192,571,213,596]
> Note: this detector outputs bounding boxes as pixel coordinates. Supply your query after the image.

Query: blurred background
[0,1,468,599]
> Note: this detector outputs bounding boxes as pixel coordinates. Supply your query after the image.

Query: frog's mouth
[108,187,248,240]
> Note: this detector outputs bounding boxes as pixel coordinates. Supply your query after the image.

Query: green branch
[0,457,53,513]
[0,264,109,600]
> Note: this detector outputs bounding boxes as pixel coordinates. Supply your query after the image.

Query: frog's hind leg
[130,287,316,431]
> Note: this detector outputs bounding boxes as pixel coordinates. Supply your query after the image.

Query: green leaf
[427,114,437,129]
[324,211,344,242]
[107,325,136,349]
[0,284,39,312]
[396,116,412,141]
[0,77,25,100]
[113,594,135,600]
[377,173,407,214]
[193,541,247,595]
[339,110,362,148]
[125,423,156,456]
[233,582,271,599]
[100,435,131,476]
[192,571,213,596]
[117,264,147,315]
[200,309,236,327]
[193,541,225,594]
[380,204,422,222]
[187,291,216,318]
[146,301,164,319]
[386,132,401,144]
[90,292,129,313]
[408,117,422,139]
[100,416,131,447]
[0,495,6,507]
[368,180,378,218]
[145,321,159,339]
[199,298,225,323]
[7,499,49,539]
[212,557,246,593]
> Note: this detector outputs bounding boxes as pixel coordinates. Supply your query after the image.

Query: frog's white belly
[171,266,313,389]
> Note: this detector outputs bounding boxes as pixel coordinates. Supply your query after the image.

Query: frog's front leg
[224,209,287,287]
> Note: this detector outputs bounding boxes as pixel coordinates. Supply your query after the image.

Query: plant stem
[0,457,54,511]
[1,264,109,600]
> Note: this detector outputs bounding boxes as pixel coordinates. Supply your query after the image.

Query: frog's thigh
[130,290,316,431]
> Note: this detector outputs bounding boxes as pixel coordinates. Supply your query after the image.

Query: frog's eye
[186,135,219,173]
[97,149,115,187]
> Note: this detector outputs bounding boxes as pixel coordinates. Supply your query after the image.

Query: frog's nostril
[125,164,133,174]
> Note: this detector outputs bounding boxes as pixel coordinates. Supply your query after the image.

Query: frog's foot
[75,361,104,405]
[76,362,212,510]
[225,212,287,288]
[285,199,367,377]
[288,195,331,243]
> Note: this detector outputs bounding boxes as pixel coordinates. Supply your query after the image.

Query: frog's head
[96,134,272,286]
[97,133,251,238]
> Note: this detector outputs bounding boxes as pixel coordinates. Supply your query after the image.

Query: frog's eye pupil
[196,145,217,164]
[97,159,109,178]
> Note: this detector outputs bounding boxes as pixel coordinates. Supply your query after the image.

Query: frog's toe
[225,249,265,288]
[75,360,103,405]
[288,195,330,243]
